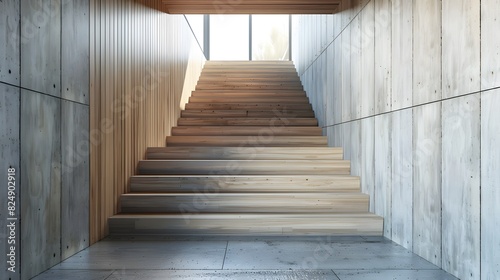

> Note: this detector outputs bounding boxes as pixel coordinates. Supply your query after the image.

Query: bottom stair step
[108,213,383,236]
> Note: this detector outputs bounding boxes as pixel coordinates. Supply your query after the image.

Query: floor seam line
[221,240,229,270]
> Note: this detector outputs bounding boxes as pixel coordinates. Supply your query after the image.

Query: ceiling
[161,0,343,14]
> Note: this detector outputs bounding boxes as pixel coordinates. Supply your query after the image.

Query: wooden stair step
[191,91,306,97]
[166,136,328,147]
[108,213,384,236]
[177,118,318,126]
[120,193,370,213]
[130,175,359,193]
[189,96,309,104]
[146,147,343,160]
[196,86,304,90]
[137,160,351,175]
[180,110,315,118]
[185,103,313,111]
[171,126,321,136]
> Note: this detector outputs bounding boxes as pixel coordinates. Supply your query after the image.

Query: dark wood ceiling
[161,0,343,14]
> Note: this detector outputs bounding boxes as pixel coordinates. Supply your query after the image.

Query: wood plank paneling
[391,0,412,110]
[360,0,375,118]
[374,113,392,238]
[0,0,20,86]
[413,102,442,267]
[442,95,480,280]
[89,0,205,243]
[481,0,500,90]
[360,117,375,213]
[374,0,391,114]
[341,24,351,122]
[481,89,500,280]
[391,109,412,250]
[412,0,441,105]
[442,0,480,98]
[350,15,362,120]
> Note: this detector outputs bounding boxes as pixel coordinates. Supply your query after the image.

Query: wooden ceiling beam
[161,0,343,14]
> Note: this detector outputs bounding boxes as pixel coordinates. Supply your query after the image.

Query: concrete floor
[33,236,458,280]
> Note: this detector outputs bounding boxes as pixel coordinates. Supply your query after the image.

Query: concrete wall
[292,0,500,279]
[1,0,90,279]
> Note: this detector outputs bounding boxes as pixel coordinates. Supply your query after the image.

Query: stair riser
[146,147,343,160]
[109,215,384,236]
[130,176,360,193]
[177,118,318,126]
[120,194,369,213]
[137,160,351,175]
[166,136,327,147]
[180,111,315,118]
[191,92,306,97]
[185,104,313,110]
[171,126,321,136]
[189,97,309,103]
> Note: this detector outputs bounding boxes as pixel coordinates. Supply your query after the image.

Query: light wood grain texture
[374,114,392,238]
[130,175,360,193]
[413,102,442,267]
[109,213,383,236]
[109,60,381,237]
[138,160,351,175]
[177,118,318,127]
[360,0,375,118]
[172,126,321,136]
[374,0,392,114]
[442,95,480,280]
[90,0,206,243]
[146,147,343,160]
[413,0,441,105]
[481,89,500,280]
[481,0,500,90]
[391,109,413,250]
[391,0,412,110]
[442,0,480,98]
[121,193,370,213]
[166,136,328,147]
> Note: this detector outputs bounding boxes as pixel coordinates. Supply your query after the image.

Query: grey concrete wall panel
[21,90,61,279]
[412,102,442,267]
[361,117,375,212]
[0,0,20,85]
[481,0,500,90]
[0,84,20,280]
[341,25,351,122]
[481,89,500,280]
[374,0,392,114]
[342,123,352,161]
[360,0,375,118]
[332,39,343,125]
[350,15,362,120]
[374,113,392,238]
[350,120,361,177]
[391,109,413,250]
[62,0,90,104]
[325,45,334,127]
[442,95,480,280]
[412,0,442,105]
[391,0,412,110]
[442,0,480,98]
[61,101,90,260]
[20,0,61,96]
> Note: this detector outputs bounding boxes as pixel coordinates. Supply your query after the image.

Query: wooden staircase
[109,61,383,236]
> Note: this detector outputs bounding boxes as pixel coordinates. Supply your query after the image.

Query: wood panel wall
[90,0,205,243]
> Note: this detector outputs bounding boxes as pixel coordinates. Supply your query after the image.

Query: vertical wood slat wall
[90,0,205,243]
